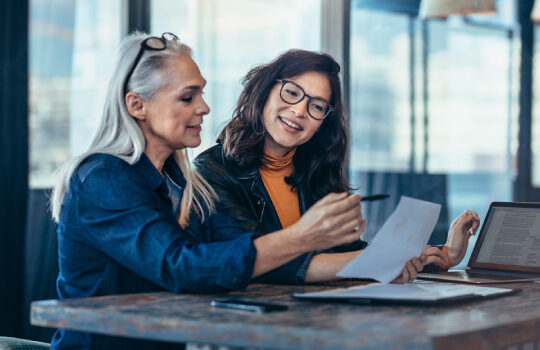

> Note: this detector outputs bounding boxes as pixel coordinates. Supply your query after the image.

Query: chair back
[352,171,449,245]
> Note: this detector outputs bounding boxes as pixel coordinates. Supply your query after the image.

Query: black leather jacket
[194,144,368,284]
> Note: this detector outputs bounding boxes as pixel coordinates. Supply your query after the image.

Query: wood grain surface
[31,281,540,349]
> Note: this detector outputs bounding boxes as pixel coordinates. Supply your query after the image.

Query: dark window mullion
[127,0,150,35]
[408,15,416,172]
[514,0,537,201]
[421,19,429,173]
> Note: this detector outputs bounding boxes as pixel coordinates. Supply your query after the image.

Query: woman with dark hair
[195,49,480,283]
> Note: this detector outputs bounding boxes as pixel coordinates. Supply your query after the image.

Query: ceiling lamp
[532,0,540,22]
[419,0,496,18]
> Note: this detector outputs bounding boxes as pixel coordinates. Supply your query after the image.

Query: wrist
[447,244,463,264]
[278,225,310,255]
[305,251,361,283]
[441,245,456,269]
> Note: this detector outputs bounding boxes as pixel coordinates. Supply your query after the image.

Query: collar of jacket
[204,143,311,233]
[234,157,309,216]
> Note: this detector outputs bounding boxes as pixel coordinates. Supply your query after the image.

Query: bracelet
[441,245,453,270]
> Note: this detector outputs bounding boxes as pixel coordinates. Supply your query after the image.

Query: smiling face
[262,71,331,156]
[139,54,210,157]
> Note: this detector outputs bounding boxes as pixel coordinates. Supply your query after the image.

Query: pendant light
[531,0,540,22]
[419,0,496,18]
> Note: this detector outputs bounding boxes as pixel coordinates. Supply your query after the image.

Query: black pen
[360,194,389,202]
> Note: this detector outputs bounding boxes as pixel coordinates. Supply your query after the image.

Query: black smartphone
[210,299,288,312]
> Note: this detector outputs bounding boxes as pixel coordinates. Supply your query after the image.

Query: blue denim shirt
[51,153,257,349]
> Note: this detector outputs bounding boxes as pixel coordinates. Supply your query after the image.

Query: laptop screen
[468,202,540,273]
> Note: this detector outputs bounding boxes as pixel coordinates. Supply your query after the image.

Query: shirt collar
[163,153,187,188]
[133,152,188,191]
[132,153,166,190]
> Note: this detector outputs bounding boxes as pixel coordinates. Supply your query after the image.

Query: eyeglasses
[123,32,181,94]
[276,79,334,120]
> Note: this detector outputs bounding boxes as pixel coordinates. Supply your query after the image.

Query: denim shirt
[52,153,257,350]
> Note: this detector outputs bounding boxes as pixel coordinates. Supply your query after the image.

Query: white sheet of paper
[337,196,441,283]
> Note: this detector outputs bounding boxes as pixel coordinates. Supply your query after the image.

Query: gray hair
[51,32,216,227]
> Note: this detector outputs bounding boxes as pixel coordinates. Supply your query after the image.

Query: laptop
[418,202,540,284]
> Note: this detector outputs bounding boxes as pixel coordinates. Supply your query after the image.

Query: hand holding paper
[337,196,441,283]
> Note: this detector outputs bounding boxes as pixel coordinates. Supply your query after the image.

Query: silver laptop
[419,202,540,284]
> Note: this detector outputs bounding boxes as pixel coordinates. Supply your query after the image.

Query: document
[337,196,441,283]
[293,282,518,303]
[476,207,540,267]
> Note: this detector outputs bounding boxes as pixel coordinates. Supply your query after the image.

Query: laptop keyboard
[445,271,527,281]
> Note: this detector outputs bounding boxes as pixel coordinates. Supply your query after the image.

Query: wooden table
[31,281,540,349]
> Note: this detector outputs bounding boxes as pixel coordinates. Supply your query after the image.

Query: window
[426,20,517,175]
[426,18,518,242]
[349,0,518,265]
[29,0,123,188]
[532,25,540,187]
[349,10,411,172]
[30,0,322,183]
[151,0,321,155]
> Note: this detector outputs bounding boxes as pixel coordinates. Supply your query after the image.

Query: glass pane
[532,26,540,187]
[427,20,518,267]
[29,0,123,188]
[151,0,321,155]
[349,2,517,266]
[426,21,515,174]
[349,9,411,173]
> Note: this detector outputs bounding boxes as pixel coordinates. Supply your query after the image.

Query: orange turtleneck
[258,149,301,229]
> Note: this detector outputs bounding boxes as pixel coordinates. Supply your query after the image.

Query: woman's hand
[291,192,367,252]
[446,210,480,266]
[391,256,424,283]
[422,246,449,267]
[252,192,366,278]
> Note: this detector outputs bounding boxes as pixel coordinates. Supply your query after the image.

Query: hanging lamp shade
[532,0,540,22]
[419,0,496,18]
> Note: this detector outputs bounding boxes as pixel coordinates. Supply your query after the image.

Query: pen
[361,194,390,202]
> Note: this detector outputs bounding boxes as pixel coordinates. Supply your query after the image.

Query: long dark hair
[218,49,350,203]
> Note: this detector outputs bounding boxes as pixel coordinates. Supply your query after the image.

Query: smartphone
[210,299,288,312]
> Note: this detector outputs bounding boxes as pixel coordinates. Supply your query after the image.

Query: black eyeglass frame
[276,79,334,120]
[123,32,180,94]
